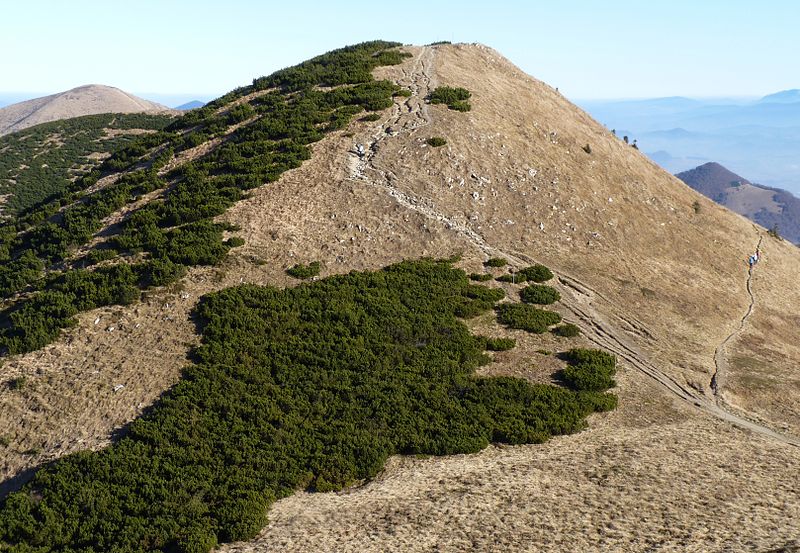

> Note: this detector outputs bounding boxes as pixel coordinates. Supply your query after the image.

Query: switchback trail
[710,235,763,401]
[347,47,800,448]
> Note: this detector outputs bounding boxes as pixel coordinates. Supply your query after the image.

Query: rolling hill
[0,85,173,136]
[0,42,799,552]
[677,161,800,243]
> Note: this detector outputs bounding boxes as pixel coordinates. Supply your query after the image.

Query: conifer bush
[484,257,507,268]
[560,348,617,392]
[483,337,516,351]
[520,284,561,305]
[495,303,562,333]
[429,86,472,111]
[0,41,410,354]
[286,261,321,279]
[0,260,615,552]
[517,264,553,283]
[552,323,580,337]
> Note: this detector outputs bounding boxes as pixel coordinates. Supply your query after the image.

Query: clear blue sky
[2,0,797,101]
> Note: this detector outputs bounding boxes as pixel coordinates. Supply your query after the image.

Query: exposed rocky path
[348,47,800,448]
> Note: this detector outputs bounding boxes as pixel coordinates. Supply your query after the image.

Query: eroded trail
[349,47,800,448]
[711,235,763,400]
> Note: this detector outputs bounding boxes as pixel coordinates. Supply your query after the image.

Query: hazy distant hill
[580,93,800,194]
[0,85,172,136]
[677,162,800,243]
[175,100,205,110]
[759,89,800,104]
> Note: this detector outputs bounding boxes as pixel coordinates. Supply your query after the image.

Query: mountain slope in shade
[677,162,800,243]
[0,84,172,136]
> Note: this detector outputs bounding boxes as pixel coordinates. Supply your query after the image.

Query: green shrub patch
[560,348,617,392]
[484,257,507,268]
[519,284,561,305]
[469,272,493,282]
[286,261,321,279]
[495,303,562,333]
[0,260,614,552]
[517,265,553,283]
[482,337,517,351]
[552,323,580,337]
[429,86,472,111]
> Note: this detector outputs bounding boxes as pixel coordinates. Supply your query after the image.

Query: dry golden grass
[1,44,800,549]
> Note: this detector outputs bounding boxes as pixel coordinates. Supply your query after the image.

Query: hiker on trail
[748,255,756,269]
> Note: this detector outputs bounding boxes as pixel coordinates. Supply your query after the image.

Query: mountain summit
[0,84,171,136]
[678,161,800,243]
[1,42,799,552]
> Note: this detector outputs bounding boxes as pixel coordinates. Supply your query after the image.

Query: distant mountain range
[579,90,800,195]
[0,85,172,136]
[677,162,800,244]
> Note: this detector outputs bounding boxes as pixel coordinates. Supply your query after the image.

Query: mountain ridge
[0,42,799,551]
[0,84,173,136]
[677,161,800,243]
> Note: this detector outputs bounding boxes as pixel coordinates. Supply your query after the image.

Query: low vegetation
[0,113,173,214]
[552,323,580,337]
[495,303,562,333]
[484,257,507,268]
[519,284,561,305]
[427,137,447,147]
[481,336,517,351]
[469,272,493,282]
[429,86,472,111]
[0,260,616,552]
[286,261,321,279]
[0,41,408,355]
[560,348,617,393]
[517,264,553,283]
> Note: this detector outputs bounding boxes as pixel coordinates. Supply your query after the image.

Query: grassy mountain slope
[0,113,174,214]
[0,42,799,551]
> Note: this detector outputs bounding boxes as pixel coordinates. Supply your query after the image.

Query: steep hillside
[0,85,172,136]
[678,161,800,243]
[0,113,174,214]
[675,161,749,200]
[1,42,799,552]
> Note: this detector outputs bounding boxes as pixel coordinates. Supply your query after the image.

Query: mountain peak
[0,84,172,136]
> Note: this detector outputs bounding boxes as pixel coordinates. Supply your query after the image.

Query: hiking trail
[347,47,800,448]
[710,235,763,401]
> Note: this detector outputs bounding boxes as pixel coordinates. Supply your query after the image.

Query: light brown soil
[0,84,174,136]
[2,44,800,550]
